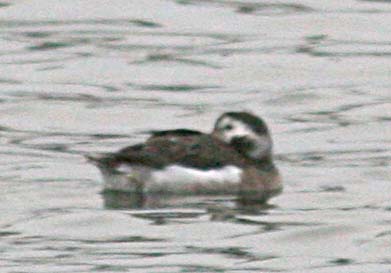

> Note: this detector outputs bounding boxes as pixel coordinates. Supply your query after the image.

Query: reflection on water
[102,190,280,211]
[0,0,391,272]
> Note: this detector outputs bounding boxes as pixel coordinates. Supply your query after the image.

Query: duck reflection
[102,189,279,211]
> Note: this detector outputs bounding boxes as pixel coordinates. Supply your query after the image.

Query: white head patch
[217,117,253,143]
[214,116,272,159]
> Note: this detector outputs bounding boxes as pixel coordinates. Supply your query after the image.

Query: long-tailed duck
[87,112,282,203]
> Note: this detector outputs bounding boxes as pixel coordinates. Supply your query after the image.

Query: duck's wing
[86,143,168,170]
[90,134,247,171]
[146,129,203,138]
[87,130,203,170]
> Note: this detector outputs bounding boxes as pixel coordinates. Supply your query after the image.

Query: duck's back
[116,132,248,170]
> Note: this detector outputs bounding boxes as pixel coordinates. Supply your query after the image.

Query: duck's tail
[85,152,117,169]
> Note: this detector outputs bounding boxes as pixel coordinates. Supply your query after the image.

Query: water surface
[0,0,390,272]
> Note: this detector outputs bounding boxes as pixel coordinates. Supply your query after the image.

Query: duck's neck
[249,154,275,171]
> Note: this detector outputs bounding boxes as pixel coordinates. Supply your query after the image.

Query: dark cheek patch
[230,137,254,154]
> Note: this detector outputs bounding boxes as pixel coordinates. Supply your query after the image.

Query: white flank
[149,165,243,193]
[102,163,243,193]
[151,165,242,185]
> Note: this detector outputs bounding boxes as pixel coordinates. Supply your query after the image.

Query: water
[0,0,390,272]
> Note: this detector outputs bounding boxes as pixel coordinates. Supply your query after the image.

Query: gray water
[0,0,391,272]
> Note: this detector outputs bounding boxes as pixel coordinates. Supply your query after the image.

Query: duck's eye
[223,124,233,131]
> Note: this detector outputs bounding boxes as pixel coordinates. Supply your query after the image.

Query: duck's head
[213,112,273,162]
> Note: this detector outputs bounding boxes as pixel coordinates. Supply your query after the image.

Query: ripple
[0,20,243,69]
[0,231,21,237]
[0,18,162,28]
[78,236,166,244]
[236,3,313,15]
[297,37,391,58]
[28,41,74,51]
[129,83,221,92]
[278,148,390,167]
[175,0,314,15]
[360,0,391,3]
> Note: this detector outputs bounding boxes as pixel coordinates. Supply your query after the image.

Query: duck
[86,112,282,204]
